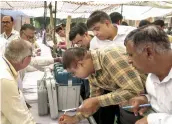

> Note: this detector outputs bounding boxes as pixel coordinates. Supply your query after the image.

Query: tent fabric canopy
[0,1,172,20]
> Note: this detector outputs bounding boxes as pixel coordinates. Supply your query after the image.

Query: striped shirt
[76,46,147,121]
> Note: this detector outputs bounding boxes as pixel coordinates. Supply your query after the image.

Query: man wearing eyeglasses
[19,24,62,90]
[1,16,19,41]
[69,22,93,50]
[20,24,40,55]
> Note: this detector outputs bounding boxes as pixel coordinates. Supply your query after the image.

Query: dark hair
[138,20,151,27]
[121,21,128,26]
[124,25,170,51]
[20,24,35,32]
[153,20,165,28]
[61,23,66,28]
[56,26,63,33]
[10,16,14,22]
[3,15,14,22]
[70,22,77,28]
[87,11,111,29]
[69,23,88,41]
[109,12,123,24]
[63,47,87,69]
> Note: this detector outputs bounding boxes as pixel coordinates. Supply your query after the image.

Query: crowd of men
[1,11,172,124]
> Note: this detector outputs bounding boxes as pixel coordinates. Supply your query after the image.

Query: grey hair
[5,39,32,63]
[124,25,171,54]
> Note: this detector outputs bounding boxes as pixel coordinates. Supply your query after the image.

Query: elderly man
[20,24,62,71]
[125,25,172,124]
[1,15,19,41]
[20,24,40,51]
[19,24,62,90]
[1,39,36,124]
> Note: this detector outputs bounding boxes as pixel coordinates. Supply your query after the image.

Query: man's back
[0,57,35,124]
[89,46,146,106]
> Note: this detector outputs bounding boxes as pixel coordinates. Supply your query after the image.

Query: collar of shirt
[90,50,102,76]
[149,68,172,84]
[3,29,18,39]
[2,56,18,79]
[113,24,134,40]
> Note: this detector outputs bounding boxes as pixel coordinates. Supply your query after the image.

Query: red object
[59,42,66,45]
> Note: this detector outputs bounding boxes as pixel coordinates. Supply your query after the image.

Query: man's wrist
[73,115,80,123]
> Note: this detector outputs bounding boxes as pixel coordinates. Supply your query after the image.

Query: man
[153,19,165,30]
[87,11,136,50]
[69,22,98,122]
[58,47,146,124]
[109,12,123,25]
[20,24,62,64]
[1,39,36,124]
[75,10,139,124]
[69,23,93,49]
[19,24,62,89]
[153,19,172,42]
[56,25,67,49]
[138,20,151,28]
[1,15,19,41]
[20,24,40,53]
[124,25,172,124]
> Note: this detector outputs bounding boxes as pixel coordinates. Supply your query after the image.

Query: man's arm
[30,57,54,67]
[75,80,104,121]
[98,53,144,107]
[147,113,172,124]
[1,78,36,124]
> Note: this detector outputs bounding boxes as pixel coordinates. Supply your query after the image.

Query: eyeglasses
[22,31,34,41]
[2,21,11,24]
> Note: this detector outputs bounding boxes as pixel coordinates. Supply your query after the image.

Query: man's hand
[129,96,149,116]
[135,116,148,124]
[58,114,78,124]
[77,97,100,115]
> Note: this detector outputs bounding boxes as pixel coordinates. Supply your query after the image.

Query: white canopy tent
[0,1,172,20]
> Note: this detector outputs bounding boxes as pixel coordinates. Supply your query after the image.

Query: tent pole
[121,4,123,16]
[66,15,71,49]
[53,1,57,45]
[43,1,47,44]
[21,15,22,26]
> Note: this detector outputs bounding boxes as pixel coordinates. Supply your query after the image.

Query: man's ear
[105,20,111,27]
[22,56,30,64]
[144,46,154,60]
[84,32,88,36]
[77,60,84,67]
[117,20,121,25]
[21,58,25,64]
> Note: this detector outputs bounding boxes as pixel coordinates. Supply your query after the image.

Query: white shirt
[0,36,8,56]
[0,57,35,124]
[146,68,172,124]
[1,29,19,42]
[89,25,136,50]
